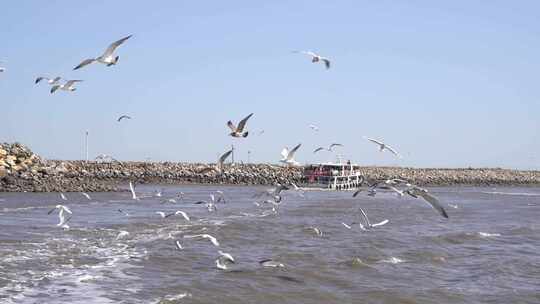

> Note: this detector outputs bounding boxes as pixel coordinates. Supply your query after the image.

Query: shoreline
[1,143,539,192]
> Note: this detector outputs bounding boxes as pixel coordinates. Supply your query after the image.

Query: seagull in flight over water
[73,35,132,70]
[293,51,331,69]
[364,137,402,158]
[184,234,220,247]
[47,205,73,229]
[198,149,233,174]
[280,143,302,167]
[404,186,449,219]
[129,181,139,200]
[227,113,254,138]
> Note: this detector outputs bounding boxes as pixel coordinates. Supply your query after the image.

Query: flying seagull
[35,76,61,85]
[198,149,233,174]
[81,192,91,200]
[47,205,73,229]
[280,143,302,167]
[184,234,220,247]
[129,181,139,200]
[313,143,344,153]
[308,124,319,132]
[74,35,132,70]
[294,51,331,69]
[404,186,449,219]
[227,113,253,138]
[117,115,131,122]
[194,195,218,212]
[50,80,83,94]
[358,208,389,229]
[60,193,67,201]
[175,240,183,250]
[364,137,402,158]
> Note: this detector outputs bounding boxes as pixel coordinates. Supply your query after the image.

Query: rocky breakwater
[359,166,540,186]
[0,143,118,192]
[0,143,303,192]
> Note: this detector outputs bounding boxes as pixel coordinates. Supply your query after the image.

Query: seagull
[117,209,130,216]
[60,193,67,201]
[307,226,323,236]
[156,211,168,218]
[364,137,402,158]
[153,189,163,197]
[184,234,220,247]
[358,208,389,228]
[314,143,344,153]
[259,259,285,268]
[294,51,331,69]
[218,250,235,263]
[117,115,131,122]
[385,178,411,187]
[81,192,91,200]
[280,143,302,167]
[47,205,73,228]
[170,210,190,221]
[35,76,62,85]
[175,240,183,250]
[129,181,139,200]
[308,124,319,131]
[198,149,233,174]
[50,80,83,94]
[404,186,449,218]
[194,195,218,212]
[253,184,288,201]
[73,35,132,70]
[227,113,253,138]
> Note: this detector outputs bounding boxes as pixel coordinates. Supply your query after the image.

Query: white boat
[301,161,364,191]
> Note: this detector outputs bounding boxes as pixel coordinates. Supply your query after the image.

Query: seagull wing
[236,113,253,132]
[65,80,83,87]
[371,219,389,227]
[322,58,331,69]
[352,189,363,197]
[218,149,233,167]
[415,191,449,219]
[227,121,237,132]
[129,181,137,199]
[35,77,48,84]
[365,137,384,147]
[298,50,317,57]
[74,58,96,70]
[175,210,190,221]
[329,143,343,150]
[358,208,371,227]
[52,76,62,83]
[313,147,324,154]
[103,35,132,57]
[287,143,302,160]
[384,145,402,158]
[280,147,289,159]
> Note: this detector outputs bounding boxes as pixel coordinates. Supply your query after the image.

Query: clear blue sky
[1,1,539,169]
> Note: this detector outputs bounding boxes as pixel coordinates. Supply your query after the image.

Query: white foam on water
[380,257,405,264]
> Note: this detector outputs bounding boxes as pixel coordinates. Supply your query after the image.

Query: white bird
[218,250,235,263]
[227,113,253,138]
[35,76,61,85]
[73,35,132,70]
[194,195,218,212]
[342,222,352,229]
[259,259,285,268]
[153,189,163,197]
[280,143,302,167]
[175,240,183,250]
[50,80,83,94]
[294,51,331,69]
[117,115,131,122]
[404,186,449,219]
[313,143,344,153]
[364,137,402,158]
[81,192,91,200]
[47,205,72,228]
[359,208,389,229]
[172,210,190,221]
[307,226,323,236]
[183,234,220,247]
[129,182,138,200]
[156,211,168,218]
[308,124,319,131]
[290,182,305,197]
[60,193,67,201]
[199,149,233,174]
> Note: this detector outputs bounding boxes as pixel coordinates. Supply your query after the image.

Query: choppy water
[1,185,539,303]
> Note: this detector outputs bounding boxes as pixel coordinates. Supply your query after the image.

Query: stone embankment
[1,143,539,192]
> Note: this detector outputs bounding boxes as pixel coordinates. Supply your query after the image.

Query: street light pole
[85,130,89,161]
